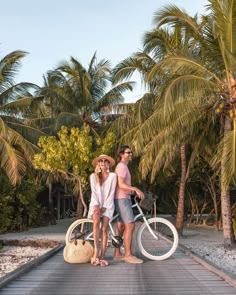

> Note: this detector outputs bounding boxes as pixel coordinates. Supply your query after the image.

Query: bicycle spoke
[65,219,94,244]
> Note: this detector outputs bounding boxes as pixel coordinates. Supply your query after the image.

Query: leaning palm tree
[144,0,236,247]
[111,1,236,247]
[0,50,44,184]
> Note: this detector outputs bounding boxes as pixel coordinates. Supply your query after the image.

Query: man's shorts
[114,198,134,224]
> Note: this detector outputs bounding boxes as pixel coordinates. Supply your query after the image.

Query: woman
[88,154,117,266]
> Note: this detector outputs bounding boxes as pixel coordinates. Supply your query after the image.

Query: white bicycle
[65,194,179,261]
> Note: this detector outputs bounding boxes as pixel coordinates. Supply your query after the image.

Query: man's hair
[117,145,130,161]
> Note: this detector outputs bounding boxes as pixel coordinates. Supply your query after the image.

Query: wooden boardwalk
[1,243,236,295]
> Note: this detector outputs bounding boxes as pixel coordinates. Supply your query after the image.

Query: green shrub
[0,176,48,233]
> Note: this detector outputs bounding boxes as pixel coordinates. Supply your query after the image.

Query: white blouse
[88,172,117,220]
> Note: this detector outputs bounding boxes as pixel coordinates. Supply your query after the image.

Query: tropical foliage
[33,125,116,217]
[2,1,236,249]
[0,50,43,185]
[110,0,236,246]
[0,175,45,233]
[31,53,133,135]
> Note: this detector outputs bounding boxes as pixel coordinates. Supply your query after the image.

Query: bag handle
[73,230,86,246]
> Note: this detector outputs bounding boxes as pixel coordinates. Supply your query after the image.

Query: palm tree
[111,1,236,247]
[145,1,236,247]
[34,53,133,135]
[111,23,200,234]
[0,50,44,185]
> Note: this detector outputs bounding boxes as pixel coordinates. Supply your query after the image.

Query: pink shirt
[115,162,131,199]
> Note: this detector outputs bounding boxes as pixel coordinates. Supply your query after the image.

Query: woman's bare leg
[100,216,109,259]
[92,207,100,259]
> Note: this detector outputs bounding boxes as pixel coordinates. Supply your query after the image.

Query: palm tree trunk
[221,189,235,247]
[175,144,187,235]
[207,177,219,229]
[221,117,236,248]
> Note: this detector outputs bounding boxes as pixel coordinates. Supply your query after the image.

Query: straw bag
[63,232,94,264]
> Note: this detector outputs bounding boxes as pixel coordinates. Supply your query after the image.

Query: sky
[1,0,209,102]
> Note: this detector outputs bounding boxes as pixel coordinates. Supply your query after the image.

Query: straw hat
[92,154,115,167]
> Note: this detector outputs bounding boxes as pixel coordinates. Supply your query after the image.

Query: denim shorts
[114,198,134,224]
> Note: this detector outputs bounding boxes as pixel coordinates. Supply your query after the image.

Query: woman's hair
[94,164,102,186]
[116,145,130,162]
[96,171,103,186]
[94,163,109,186]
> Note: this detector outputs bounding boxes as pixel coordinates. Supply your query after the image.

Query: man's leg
[123,222,135,257]
[114,221,125,258]
[123,222,143,263]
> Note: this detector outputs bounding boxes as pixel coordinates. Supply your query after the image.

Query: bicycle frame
[108,199,158,244]
[65,195,178,260]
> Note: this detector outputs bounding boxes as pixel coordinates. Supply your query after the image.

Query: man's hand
[134,188,145,200]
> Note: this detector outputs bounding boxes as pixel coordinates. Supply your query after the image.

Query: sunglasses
[124,151,133,154]
[99,159,109,163]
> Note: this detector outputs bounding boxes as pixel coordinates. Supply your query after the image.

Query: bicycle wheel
[65,218,94,245]
[137,217,179,261]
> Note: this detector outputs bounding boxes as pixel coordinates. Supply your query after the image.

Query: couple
[88,145,145,267]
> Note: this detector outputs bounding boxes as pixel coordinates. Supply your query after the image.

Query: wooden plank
[1,233,236,295]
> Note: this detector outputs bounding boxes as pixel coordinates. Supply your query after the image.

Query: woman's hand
[94,205,101,216]
[100,207,106,214]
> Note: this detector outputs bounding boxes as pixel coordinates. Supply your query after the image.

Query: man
[113,145,145,264]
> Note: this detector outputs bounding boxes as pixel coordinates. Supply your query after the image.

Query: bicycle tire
[137,217,179,261]
[65,218,94,245]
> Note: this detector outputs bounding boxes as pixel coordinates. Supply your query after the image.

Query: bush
[0,176,49,233]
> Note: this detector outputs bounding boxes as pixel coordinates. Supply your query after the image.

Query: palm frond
[0,135,25,185]
[0,51,28,88]
[143,28,176,59]
[94,82,133,112]
[0,83,39,106]
[0,96,33,114]
[153,4,201,36]
[211,121,236,189]
[55,112,84,131]
[112,57,143,85]
[4,121,46,145]
[28,116,56,130]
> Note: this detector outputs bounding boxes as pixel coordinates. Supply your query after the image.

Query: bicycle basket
[140,191,159,211]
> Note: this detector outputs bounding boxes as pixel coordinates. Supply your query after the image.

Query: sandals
[91,257,100,266]
[113,255,126,261]
[91,257,109,266]
[100,259,109,267]
[124,256,143,264]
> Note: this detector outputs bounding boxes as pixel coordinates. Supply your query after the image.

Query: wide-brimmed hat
[92,154,115,167]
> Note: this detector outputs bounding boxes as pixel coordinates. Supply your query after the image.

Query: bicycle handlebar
[133,191,159,211]
[134,195,141,202]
